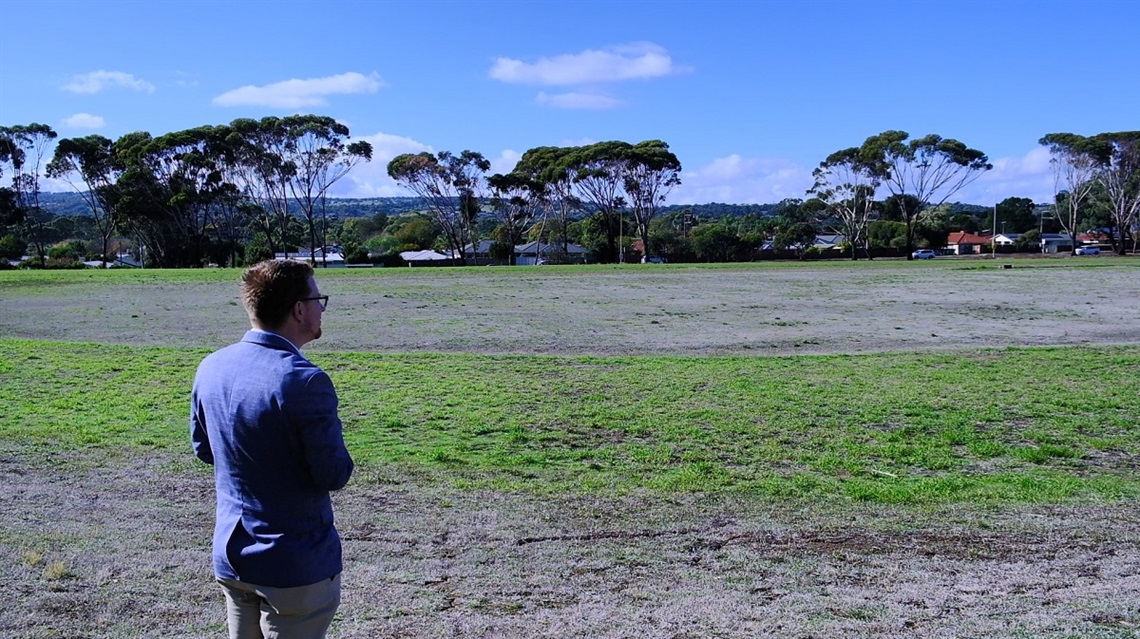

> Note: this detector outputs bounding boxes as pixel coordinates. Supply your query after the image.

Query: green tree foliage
[0,123,58,262]
[994,197,1038,234]
[622,140,682,262]
[388,150,490,259]
[563,141,631,263]
[108,126,232,267]
[47,135,119,266]
[861,131,991,258]
[386,216,440,253]
[510,146,579,255]
[0,234,26,259]
[278,115,373,265]
[1040,132,1104,255]
[1089,131,1140,254]
[690,220,749,262]
[486,171,542,263]
[809,147,878,259]
[868,220,908,249]
[47,239,86,260]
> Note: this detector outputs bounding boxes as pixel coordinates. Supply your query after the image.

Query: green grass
[2,337,1137,504]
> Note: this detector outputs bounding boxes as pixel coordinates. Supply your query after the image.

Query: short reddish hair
[240,260,314,329]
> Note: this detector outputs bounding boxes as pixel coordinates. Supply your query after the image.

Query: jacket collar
[242,329,303,356]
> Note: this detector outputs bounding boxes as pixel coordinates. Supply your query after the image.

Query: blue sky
[3,0,1138,206]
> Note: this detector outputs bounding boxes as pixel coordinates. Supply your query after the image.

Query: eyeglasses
[297,295,329,310]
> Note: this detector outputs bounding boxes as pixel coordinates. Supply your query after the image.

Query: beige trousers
[217,573,341,639]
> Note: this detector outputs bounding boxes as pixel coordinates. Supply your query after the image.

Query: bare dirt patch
[2,453,1138,638]
[2,259,1138,356]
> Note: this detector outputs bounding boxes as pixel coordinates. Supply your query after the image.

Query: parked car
[912,249,937,259]
[1075,246,1100,255]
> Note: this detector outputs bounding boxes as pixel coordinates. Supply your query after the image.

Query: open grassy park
[2,258,1139,638]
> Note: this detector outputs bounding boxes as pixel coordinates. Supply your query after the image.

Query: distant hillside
[37,191,992,220]
[37,192,429,218]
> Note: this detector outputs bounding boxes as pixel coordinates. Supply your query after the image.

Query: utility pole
[991,204,997,258]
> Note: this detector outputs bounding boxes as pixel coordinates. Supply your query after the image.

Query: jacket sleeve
[296,371,354,490]
[189,384,214,466]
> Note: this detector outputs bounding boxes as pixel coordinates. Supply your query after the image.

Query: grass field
[2,259,1139,638]
[2,339,1138,504]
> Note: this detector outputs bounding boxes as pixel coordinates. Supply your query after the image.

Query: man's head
[240,259,325,346]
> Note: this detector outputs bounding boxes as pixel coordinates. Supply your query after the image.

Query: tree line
[1,116,371,267]
[2,118,1137,268]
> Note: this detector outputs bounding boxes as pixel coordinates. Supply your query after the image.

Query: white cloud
[490,42,684,85]
[61,70,155,94]
[329,144,1058,207]
[333,139,524,199]
[535,91,624,110]
[489,149,520,177]
[331,132,434,198]
[671,147,1056,207]
[213,72,384,109]
[946,146,1055,206]
[671,155,814,205]
[559,137,597,148]
[61,113,106,129]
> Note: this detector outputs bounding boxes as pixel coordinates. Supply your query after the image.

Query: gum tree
[224,117,294,257]
[388,150,490,260]
[623,140,682,263]
[486,171,541,263]
[1091,131,1140,254]
[861,131,991,258]
[1040,133,1102,255]
[46,135,119,266]
[808,147,879,259]
[565,141,631,263]
[110,126,229,267]
[0,123,58,262]
[279,115,373,265]
[511,145,580,255]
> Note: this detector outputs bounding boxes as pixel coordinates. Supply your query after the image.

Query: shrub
[0,234,27,260]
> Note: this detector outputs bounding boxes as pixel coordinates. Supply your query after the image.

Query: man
[191,259,354,639]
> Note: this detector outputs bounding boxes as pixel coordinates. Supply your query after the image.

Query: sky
[2,0,1138,207]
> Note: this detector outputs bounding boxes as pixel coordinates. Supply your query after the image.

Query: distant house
[275,246,346,267]
[813,234,846,249]
[458,240,497,259]
[400,249,451,263]
[514,241,588,265]
[1077,230,1113,247]
[1040,233,1073,254]
[993,233,1021,247]
[946,231,991,255]
[114,252,143,268]
[760,235,846,251]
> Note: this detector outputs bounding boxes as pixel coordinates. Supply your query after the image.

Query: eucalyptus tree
[565,141,631,263]
[994,197,1038,235]
[623,140,681,262]
[1040,133,1103,255]
[486,171,541,263]
[388,150,490,260]
[808,147,879,259]
[861,131,991,258]
[224,117,293,256]
[276,115,373,265]
[1090,131,1140,254]
[512,145,580,254]
[0,123,58,262]
[46,135,119,266]
[110,126,231,267]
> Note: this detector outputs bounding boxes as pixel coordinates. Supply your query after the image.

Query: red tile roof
[946,231,991,245]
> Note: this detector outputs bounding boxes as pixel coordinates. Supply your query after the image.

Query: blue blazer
[191,330,354,588]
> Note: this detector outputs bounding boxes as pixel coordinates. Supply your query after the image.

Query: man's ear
[289,299,305,323]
